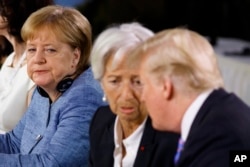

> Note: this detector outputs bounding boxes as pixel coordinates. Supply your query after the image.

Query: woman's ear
[73,47,81,65]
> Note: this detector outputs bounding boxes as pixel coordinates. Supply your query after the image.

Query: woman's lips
[120,106,135,114]
[34,70,48,74]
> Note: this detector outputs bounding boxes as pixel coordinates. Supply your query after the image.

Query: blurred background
[45,0,250,105]
[55,0,84,8]
[55,0,250,46]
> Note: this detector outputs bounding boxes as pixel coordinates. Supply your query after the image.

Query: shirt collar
[114,116,147,147]
[181,89,213,141]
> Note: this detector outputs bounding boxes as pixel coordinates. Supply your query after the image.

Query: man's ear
[163,77,173,100]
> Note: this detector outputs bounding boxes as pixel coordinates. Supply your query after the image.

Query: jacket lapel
[177,89,228,166]
[134,117,156,166]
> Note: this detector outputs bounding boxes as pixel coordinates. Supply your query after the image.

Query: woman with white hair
[89,22,179,167]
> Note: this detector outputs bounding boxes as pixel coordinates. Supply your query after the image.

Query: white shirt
[0,52,34,133]
[113,116,147,167]
[181,89,213,141]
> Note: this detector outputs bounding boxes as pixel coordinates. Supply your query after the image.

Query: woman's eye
[26,48,36,57]
[110,80,118,84]
[27,48,36,53]
[135,80,141,85]
[45,48,56,53]
[133,78,143,87]
[107,77,121,85]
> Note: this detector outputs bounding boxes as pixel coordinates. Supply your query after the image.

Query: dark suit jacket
[88,105,180,167]
[177,89,250,167]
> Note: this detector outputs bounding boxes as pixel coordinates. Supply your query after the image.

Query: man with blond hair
[129,28,250,167]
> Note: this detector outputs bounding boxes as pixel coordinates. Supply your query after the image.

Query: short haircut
[90,22,154,80]
[21,5,92,76]
[130,28,224,94]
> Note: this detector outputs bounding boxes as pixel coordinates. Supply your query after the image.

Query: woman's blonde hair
[21,5,92,76]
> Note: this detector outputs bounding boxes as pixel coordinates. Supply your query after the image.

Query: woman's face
[101,53,147,123]
[26,28,80,92]
[0,16,8,32]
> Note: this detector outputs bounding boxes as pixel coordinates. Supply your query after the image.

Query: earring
[102,95,106,102]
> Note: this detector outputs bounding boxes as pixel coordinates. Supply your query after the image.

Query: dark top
[177,89,250,167]
[89,105,180,167]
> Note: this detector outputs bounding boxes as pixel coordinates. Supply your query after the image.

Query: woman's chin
[33,80,50,88]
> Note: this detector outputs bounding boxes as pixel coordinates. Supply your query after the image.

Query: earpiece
[37,77,74,97]
[56,77,74,93]
[37,86,49,97]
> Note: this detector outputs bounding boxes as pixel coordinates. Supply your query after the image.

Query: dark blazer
[177,89,250,167]
[88,105,180,167]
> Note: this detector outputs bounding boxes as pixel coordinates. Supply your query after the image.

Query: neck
[120,115,147,139]
[13,41,26,59]
[46,89,62,103]
[5,35,26,67]
[4,34,25,57]
[173,92,198,133]
[50,92,62,103]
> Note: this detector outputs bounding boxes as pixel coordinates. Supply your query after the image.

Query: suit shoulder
[90,105,116,129]
[95,106,114,117]
[145,117,180,143]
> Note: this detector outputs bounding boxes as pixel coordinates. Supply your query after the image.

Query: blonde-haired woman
[0,5,105,166]
[0,0,54,134]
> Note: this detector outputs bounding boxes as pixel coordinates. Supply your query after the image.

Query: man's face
[139,56,180,132]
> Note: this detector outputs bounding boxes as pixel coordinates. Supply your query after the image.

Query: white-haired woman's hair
[90,22,154,80]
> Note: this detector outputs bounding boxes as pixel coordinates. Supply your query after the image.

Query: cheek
[102,85,117,107]
[54,54,74,71]
[56,59,71,71]
[144,88,159,112]
[51,61,71,79]
[26,59,33,77]
[141,86,150,102]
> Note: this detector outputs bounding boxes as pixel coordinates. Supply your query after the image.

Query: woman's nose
[33,50,46,64]
[120,83,135,100]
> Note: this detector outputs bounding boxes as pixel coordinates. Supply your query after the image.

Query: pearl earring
[102,95,106,102]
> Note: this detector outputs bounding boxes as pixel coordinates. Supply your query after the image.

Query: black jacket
[177,89,250,167]
[88,105,179,167]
